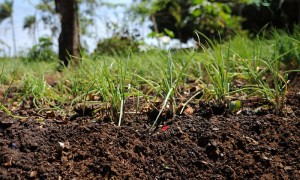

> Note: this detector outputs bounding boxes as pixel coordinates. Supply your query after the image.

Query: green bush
[131,0,244,42]
[93,36,140,56]
[24,37,57,62]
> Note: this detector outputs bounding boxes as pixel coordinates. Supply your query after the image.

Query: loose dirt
[0,91,299,179]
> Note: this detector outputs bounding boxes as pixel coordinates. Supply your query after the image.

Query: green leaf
[164,28,174,38]
[191,9,202,17]
[229,100,241,112]
[193,0,203,4]
[148,31,164,38]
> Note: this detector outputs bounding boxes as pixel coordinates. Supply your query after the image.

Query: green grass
[0,28,299,122]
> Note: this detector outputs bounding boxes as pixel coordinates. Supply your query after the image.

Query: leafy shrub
[239,0,299,34]
[131,0,244,42]
[24,37,57,62]
[93,36,140,56]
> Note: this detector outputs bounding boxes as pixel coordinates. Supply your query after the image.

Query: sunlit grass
[0,28,299,121]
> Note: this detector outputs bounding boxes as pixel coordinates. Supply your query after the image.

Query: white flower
[159,36,171,44]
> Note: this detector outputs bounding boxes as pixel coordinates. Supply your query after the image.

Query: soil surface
[0,90,300,179]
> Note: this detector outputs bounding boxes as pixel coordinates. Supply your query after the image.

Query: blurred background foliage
[0,0,299,58]
[130,0,299,43]
[131,0,245,42]
[94,36,141,56]
[93,20,142,56]
[22,36,57,62]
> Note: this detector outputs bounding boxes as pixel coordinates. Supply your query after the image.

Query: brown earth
[0,79,300,179]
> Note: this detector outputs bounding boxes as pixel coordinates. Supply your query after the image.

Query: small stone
[177,127,184,134]
[262,155,270,161]
[46,111,56,119]
[9,142,17,149]
[284,166,293,171]
[58,142,70,150]
[58,142,65,148]
[211,140,218,147]
[30,171,37,178]
[245,136,259,145]
[3,157,12,167]
[184,106,194,115]
[12,102,18,107]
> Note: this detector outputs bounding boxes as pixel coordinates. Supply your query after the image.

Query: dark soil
[0,92,300,179]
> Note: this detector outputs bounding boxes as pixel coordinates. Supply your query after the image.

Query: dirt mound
[0,104,299,179]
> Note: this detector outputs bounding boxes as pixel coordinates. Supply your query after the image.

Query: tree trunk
[10,15,17,57]
[11,0,17,57]
[56,0,81,67]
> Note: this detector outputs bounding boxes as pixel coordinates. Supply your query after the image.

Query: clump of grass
[196,34,232,106]
[191,29,300,115]
[21,74,65,109]
[132,50,194,129]
[226,30,299,114]
[274,27,300,69]
[151,52,185,127]
[61,54,137,125]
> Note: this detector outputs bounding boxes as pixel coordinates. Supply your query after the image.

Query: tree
[34,0,100,67]
[131,0,248,43]
[238,0,300,34]
[55,0,81,67]
[23,15,37,45]
[0,0,16,56]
